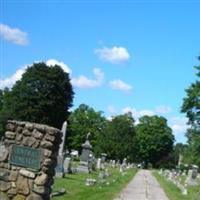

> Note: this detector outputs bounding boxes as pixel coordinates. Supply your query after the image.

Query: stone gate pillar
[0,120,62,200]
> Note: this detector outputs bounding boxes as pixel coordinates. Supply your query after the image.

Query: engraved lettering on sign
[9,145,41,170]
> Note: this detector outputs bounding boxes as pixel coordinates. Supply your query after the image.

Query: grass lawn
[52,168,137,200]
[153,171,200,200]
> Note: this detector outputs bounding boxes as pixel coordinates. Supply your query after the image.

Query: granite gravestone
[100,153,107,170]
[0,120,62,200]
[187,165,199,186]
[78,133,92,173]
[63,157,72,174]
[96,158,101,170]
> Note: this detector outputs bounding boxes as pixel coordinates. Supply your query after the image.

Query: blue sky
[1,0,200,143]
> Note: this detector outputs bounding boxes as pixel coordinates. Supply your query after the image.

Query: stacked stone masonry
[0,120,62,200]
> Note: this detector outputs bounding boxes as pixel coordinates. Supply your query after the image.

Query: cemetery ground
[52,167,137,200]
[52,168,200,200]
[153,171,200,200]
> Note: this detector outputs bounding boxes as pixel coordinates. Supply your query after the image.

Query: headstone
[182,170,186,176]
[78,133,92,173]
[159,168,163,175]
[96,158,101,170]
[178,154,183,167]
[105,168,110,177]
[100,153,107,170]
[90,153,96,171]
[168,171,173,181]
[55,121,67,177]
[119,164,124,173]
[186,165,199,186]
[70,150,79,158]
[58,121,67,156]
[63,157,72,174]
[0,120,62,200]
[112,160,116,168]
[85,178,96,186]
[122,158,127,170]
[55,156,64,177]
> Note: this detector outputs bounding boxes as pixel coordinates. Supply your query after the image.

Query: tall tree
[135,115,174,168]
[0,90,3,111]
[67,104,107,154]
[98,113,136,162]
[181,56,200,166]
[172,143,187,166]
[0,62,74,130]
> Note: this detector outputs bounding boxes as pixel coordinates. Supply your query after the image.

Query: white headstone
[119,164,123,173]
[187,166,198,186]
[64,157,72,173]
[59,121,67,156]
[96,158,101,170]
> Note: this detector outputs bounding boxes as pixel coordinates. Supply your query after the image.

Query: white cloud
[119,107,154,125]
[116,105,188,140]
[46,59,72,74]
[122,106,189,137]
[0,66,27,89]
[155,105,172,114]
[0,59,71,89]
[0,23,29,45]
[109,79,132,93]
[95,46,130,64]
[122,107,155,119]
[122,105,172,116]
[139,110,155,116]
[71,68,104,88]
[168,117,189,136]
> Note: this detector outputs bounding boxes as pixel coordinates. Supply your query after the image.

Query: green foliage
[182,131,200,167]
[68,106,176,165]
[97,113,136,162]
[0,62,74,134]
[0,88,15,138]
[135,115,174,168]
[181,65,200,129]
[0,90,3,111]
[67,104,107,154]
[181,57,200,167]
[173,143,187,166]
[68,107,136,161]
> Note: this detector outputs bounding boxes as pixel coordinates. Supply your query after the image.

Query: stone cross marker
[0,120,62,200]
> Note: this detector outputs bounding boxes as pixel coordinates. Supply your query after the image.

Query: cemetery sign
[9,144,42,170]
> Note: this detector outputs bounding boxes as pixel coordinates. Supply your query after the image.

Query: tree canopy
[97,113,136,162]
[0,62,74,135]
[135,115,174,168]
[66,105,177,166]
[181,56,200,167]
[67,104,107,154]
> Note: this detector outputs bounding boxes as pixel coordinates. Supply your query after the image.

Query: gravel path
[114,170,169,200]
